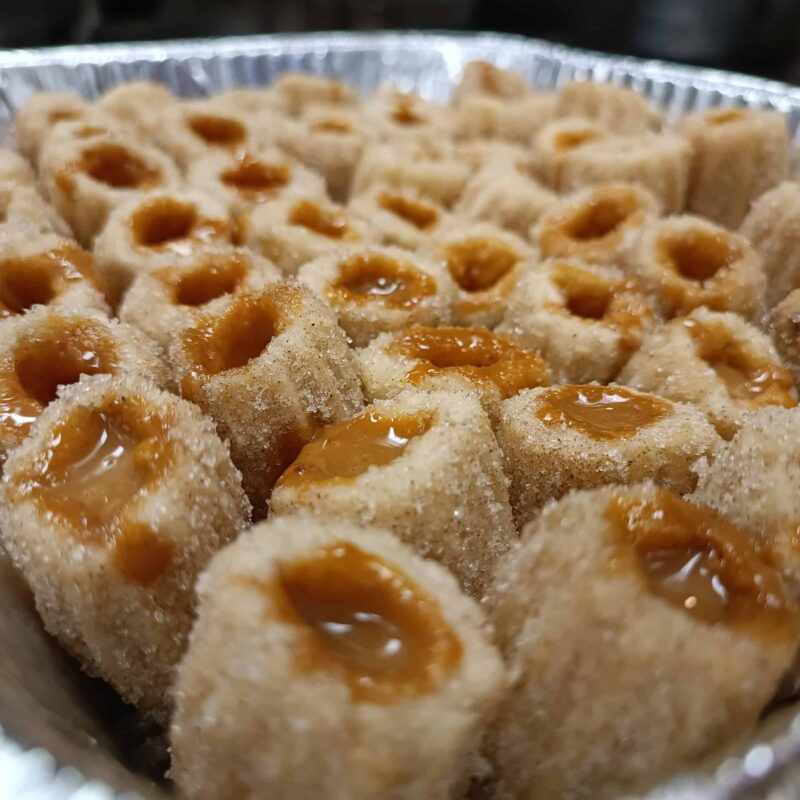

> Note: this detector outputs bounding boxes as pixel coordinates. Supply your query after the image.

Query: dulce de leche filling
[289,200,352,240]
[130,198,229,255]
[392,326,549,399]
[221,156,292,201]
[377,192,439,231]
[246,541,462,703]
[681,318,797,408]
[188,114,247,148]
[159,252,249,307]
[10,396,174,584]
[536,384,671,440]
[443,237,519,294]
[276,409,431,490]
[328,253,437,309]
[605,488,798,638]
[56,143,162,198]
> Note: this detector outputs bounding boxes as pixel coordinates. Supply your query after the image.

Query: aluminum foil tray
[2,30,800,800]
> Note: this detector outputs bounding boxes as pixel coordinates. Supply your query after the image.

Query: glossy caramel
[554,129,601,151]
[377,192,439,230]
[606,488,798,637]
[80,143,161,189]
[131,198,229,254]
[276,410,431,489]
[221,156,291,201]
[164,253,248,307]
[392,326,549,399]
[328,253,437,310]
[289,200,350,239]
[537,384,670,440]
[188,114,246,148]
[443,237,519,293]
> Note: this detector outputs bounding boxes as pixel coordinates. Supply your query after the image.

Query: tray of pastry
[4,29,800,800]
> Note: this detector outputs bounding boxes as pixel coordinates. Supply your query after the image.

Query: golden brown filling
[537,384,671,440]
[188,114,246,147]
[167,253,248,307]
[289,200,350,239]
[554,129,601,151]
[444,237,519,293]
[392,97,424,126]
[276,410,431,489]
[10,396,174,584]
[563,195,635,242]
[80,143,161,189]
[251,541,462,703]
[658,228,742,283]
[131,198,228,254]
[681,318,797,408]
[377,192,439,230]
[221,156,291,201]
[0,244,105,318]
[310,119,352,134]
[329,253,437,309]
[392,326,549,399]
[707,109,745,125]
[606,488,798,637]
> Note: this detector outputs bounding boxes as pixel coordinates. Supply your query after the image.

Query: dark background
[3,0,800,82]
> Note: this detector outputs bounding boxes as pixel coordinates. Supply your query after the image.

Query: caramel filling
[276,410,430,489]
[79,143,161,189]
[537,384,671,440]
[554,129,600,151]
[188,114,246,147]
[606,488,798,637]
[329,253,437,309]
[221,156,291,201]
[377,192,439,230]
[167,253,248,307]
[247,541,462,703]
[289,200,350,239]
[444,237,519,293]
[708,109,745,125]
[10,397,174,584]
[392,326,549,399]
[392,97,424,126]
[563,195,635,242]
[0,245,105,318]
[658,228,742,283]
[681,318,796,408]
[131,198,228,254]
[310,119,352,134]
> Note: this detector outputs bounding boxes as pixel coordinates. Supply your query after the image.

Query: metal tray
[2,30,800,800]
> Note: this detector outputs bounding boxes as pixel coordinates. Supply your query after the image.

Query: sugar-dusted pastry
[362,87,454,146]
[532,117,609,190]
[357,325,551,420]
[119,247,280,350]
[93,189,232,301]
[0,305,166,462]
[487,484,799,800]
[0,374,251,721]
[0,147,35,185]
[0,181,70,237]
[0,232,109,317]
[532,183,658,266]
[297,246,456,347]
[679,107,789,228]
[424,222,534,328]
[555,80,662,134]
[171,516,505,800]
[169,283,363,514]
[454,94,557,143]
[769,288,800,384]
[619,308,797,438]
[452,60,530,104]
[97,80,175,137]
[241,193,372,276]
[14,91,92,162]
[271,388,516,596]
[497,385,720,525]
[38,123,180,245]
[272,72,359,116]
[497,258,654,383]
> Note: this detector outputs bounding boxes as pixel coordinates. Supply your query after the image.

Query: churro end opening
[172,256,247,307]
[188,114,246,147]
[659,229,740,283]
[132,198,198,247]
[444,237,519,292]
[80,143,160,189]
[289,200,350,239]
[377,192,438,230]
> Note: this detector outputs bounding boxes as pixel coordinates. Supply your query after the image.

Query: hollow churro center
[392,326,549,398]
[276,410,431,489]
[708,109,745,125]
[80,143,161,189]
[221,156,291,200]
[606,488,798,636]
[681,318,797,408]
[658,229,741,283]
[188,114,246,147]
[289,200,350,239]
[377,192,439,230]
[537,384,670,440]
[444,237,519,293]
[267,541,462,703]
[170,255,248,307]
[563,194,636,242]
[554,129,600,151]
[330,253,437,309]
[551,262,612,320]
[0,245,104,318]
[131,198,227,253]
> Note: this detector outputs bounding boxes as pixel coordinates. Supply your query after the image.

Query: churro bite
[357,326,551,420]
[769,288,800,384]
[93,189,232,301]
[629,214,766,321]
[362,87,454,145]
[532,182,658,266]
[497,385,719,525]
[348,183,449,250]
[533,117,609,190]
[559,133,690,214]
[0,232,109,317]
[270,389,516,596]
[171,516,506,800]
[679,107,789,228]
[619,308,797,438]
[741,181,800,308]
[0,147,35,185]
[0,374,250,721]
[297,246,456,347]
[487,484,799,800]
[241,194,372,276]
[272,72,359,117]
[38,124,180,245]
[213,87,284,117]
[169,283,363,515]
[119,247,280,349]
[14,91,92,162]
[453,60,530,104]
[497,259,654,383]
[555,79,662,134]
[454,93,556,143]
[424,223,534,328]
[0,181,70,237]
[97,80,175,136]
